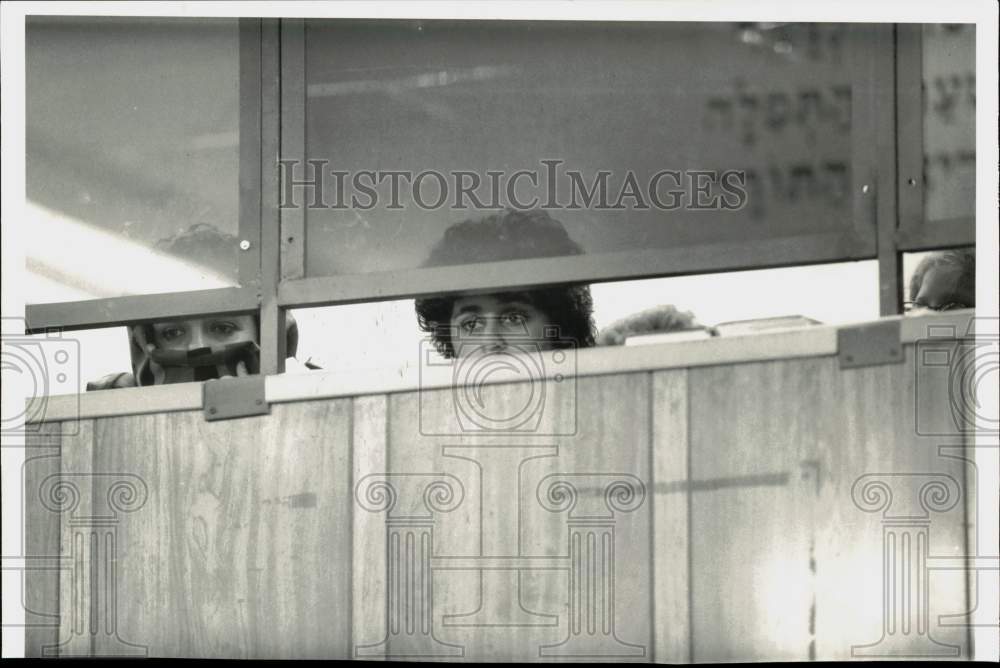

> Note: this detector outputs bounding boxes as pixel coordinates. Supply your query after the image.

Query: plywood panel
[22,422,62,657]
[368,373,652,661]
[92,400,353,658]
[352,394,388,659]
[523,373,652,662]
[92,411,252,657]
[48,418,97,657]
[689,350,970,661]
[938,400,982,636]
[251,400,353,658]
[812,345,970,660]
[650,369,691,663]
[689,357,825,662]
[31,326,974,661]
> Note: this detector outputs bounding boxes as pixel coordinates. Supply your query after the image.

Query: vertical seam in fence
[685,369,695,663]
[347,397,355,657]
[646,371,656,661]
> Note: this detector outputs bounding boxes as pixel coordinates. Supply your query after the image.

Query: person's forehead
[450,294,537,315]
[153,315,255,327]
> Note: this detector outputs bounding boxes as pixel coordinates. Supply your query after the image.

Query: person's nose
[187,328,207,350]
[481,317,507,351]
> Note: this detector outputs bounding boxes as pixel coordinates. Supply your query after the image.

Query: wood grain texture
[93,411,252,657]
[250,400,353,658]
[22,422,62,657]
[92,401,353,658]
[32,336,973,661]
[53,418,97,657]
[650,369,691,663]
[941,396,980,639]
[352,394,387,659]
[375,373,652,662]
[689,357,822,662]
[688,349,970,661]
[812,344,969,660]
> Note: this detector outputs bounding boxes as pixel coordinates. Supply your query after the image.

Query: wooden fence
[22,313,978,660]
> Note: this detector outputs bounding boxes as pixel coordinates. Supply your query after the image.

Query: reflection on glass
[301,20,863,276]
[26,17,240,304]
[922,24,975,222]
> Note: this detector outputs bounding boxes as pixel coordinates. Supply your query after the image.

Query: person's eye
[459,317,482,334]
[160,326,185,342]
[501,311,528,327]
[209,321,239,336]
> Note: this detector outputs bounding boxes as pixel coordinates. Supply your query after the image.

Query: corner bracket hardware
[203,376,269,421]
[838,320,904,369]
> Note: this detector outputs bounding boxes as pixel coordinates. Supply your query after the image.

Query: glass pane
[922,24,975,222]
[301,20,866,277]
[26,17,241,304]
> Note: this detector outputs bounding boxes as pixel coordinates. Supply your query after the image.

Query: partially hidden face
[911,265,974,312]
[449,294,556,357]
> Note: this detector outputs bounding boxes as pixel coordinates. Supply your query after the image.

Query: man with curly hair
[906,248,975,313]
[414,209,596,358]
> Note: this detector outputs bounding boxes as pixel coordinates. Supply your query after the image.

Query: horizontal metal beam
[895,218,976,251]
[278,231,875,308]
[25,286,259,333]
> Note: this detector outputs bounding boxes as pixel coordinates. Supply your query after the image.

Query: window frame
[24,18,267,330]
[894,24,976,253]
[278,19,883,301]
[24,19,977,375]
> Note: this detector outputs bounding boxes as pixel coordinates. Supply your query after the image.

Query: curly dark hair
[908,248,975,304]
[596,304,699,346]
[415,209,596,358]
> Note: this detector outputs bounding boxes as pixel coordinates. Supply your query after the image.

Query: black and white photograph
[1,0,997,661]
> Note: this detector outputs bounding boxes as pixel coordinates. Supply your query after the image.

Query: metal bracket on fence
[202,376,269,421]
[838,320,904,369]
